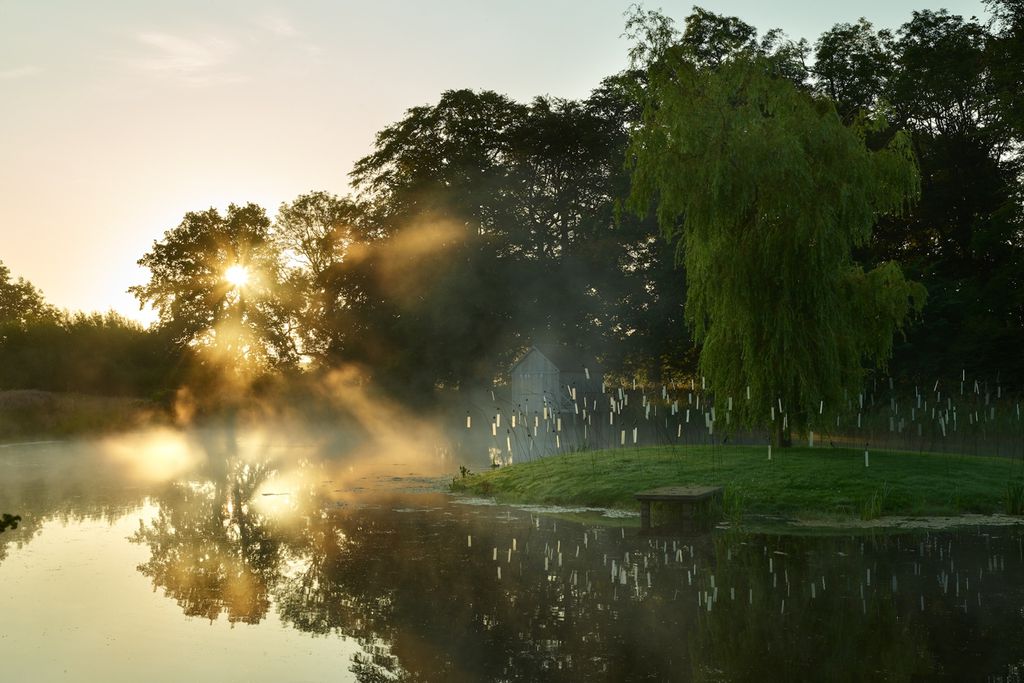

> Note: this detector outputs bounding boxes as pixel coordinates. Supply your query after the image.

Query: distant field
[451,445,1024,521]
[0,390,163,442]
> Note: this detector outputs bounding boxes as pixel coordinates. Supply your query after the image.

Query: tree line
[1,3,1020,414]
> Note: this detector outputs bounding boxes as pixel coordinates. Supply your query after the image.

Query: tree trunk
[774,422,792,448]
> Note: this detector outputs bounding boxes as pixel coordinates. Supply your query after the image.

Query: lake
[1,433,1023,681]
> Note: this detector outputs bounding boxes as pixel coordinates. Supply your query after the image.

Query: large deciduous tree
[273,191,368,363]
[345,87,689,394]
[813,19,894,123]
[131,204,295,392]
[987,0,1024,140]
[854,9,1024,383]
[628,49,925,444]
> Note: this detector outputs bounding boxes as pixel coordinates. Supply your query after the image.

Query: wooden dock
[635,485,724,531]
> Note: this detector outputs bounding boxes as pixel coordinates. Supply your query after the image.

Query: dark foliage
[0,513,20,533]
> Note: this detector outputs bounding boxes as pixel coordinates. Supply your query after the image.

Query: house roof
[511,345,599,375]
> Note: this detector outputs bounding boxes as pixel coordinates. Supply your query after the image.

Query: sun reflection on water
[100,428,202,483]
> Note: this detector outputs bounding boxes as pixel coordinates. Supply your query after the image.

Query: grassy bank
[451,445,1024,521]
[0,390,164,442]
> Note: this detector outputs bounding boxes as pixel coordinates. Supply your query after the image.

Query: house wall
[510,350,562,413]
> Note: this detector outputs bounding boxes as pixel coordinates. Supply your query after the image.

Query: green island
[451,446,1024,523]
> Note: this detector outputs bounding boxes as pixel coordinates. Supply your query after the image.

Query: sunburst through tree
[131,203,296,406]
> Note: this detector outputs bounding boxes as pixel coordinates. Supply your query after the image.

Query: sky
[0,0,990,325]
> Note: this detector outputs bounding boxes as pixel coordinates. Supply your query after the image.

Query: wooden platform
[635,486,724,530]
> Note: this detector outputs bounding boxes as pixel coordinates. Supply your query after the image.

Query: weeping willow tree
[627,53,926,445]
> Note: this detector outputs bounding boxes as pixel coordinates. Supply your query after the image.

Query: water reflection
[131,464,283,623]
[134,480,1024,681]
[3,439,1024,681]
[0,441,151,563]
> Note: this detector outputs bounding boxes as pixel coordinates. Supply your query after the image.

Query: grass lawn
[451,445,1024,521]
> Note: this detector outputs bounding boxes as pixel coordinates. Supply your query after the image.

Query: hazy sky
[0,0,989,324]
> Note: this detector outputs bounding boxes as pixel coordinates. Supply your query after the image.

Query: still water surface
[1,436,1024,681]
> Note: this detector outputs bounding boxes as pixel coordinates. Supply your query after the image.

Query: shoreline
[450,490,1024,532]
[451,444,1024,528]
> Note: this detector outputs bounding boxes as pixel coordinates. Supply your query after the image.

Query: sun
[223,264,250,289]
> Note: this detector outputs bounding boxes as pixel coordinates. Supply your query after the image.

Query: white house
[508,345,601,413]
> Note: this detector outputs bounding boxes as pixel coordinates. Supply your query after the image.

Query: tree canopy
[273,191,368,363]
[341,86,686,393]
[130,204,296,397]
[628,44,926,441]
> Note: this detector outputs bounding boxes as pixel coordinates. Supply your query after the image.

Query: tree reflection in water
[129,456,1024,682]
[132,457,283,624]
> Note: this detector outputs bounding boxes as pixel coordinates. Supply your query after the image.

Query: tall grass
[1006,480,1024,515]
[860,482,891,520]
